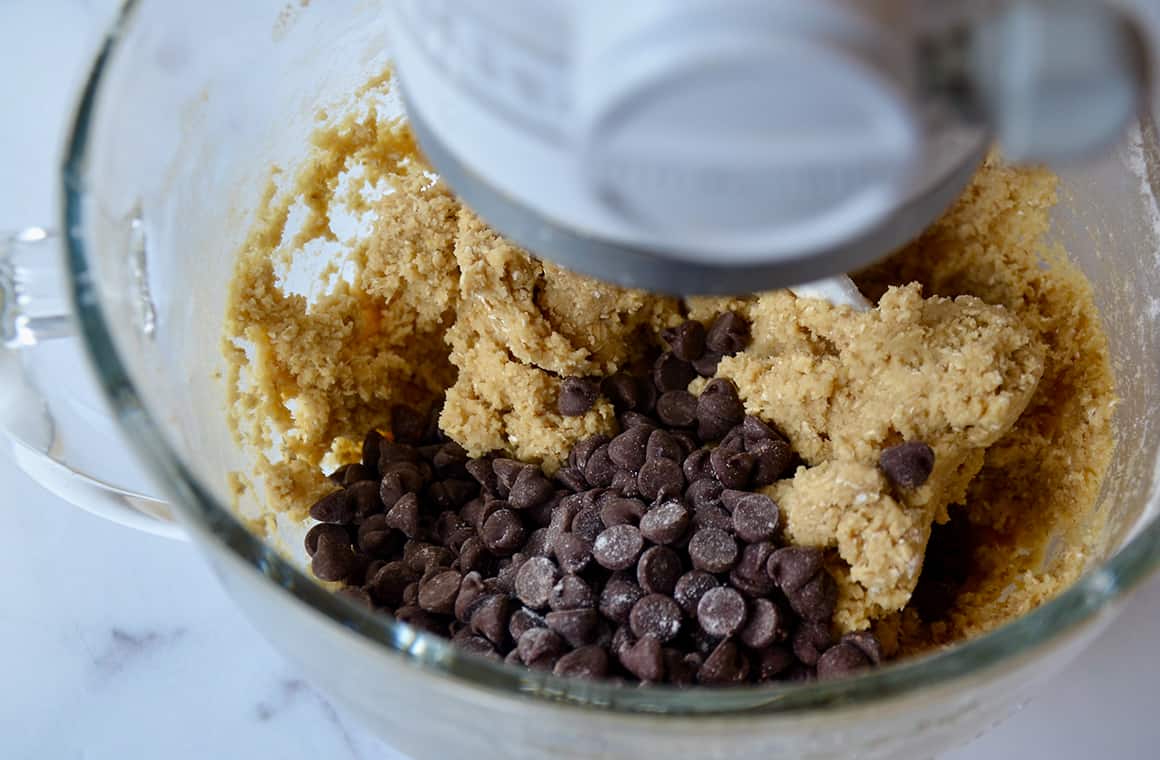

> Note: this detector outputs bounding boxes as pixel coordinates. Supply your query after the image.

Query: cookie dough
[224,74,1115,658]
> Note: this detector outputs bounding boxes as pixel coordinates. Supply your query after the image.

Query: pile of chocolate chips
[306,311,886,684]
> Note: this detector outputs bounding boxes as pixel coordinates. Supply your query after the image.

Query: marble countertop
[3,3,1159,758]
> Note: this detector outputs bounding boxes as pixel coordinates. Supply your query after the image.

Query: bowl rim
[61,0,1160,717]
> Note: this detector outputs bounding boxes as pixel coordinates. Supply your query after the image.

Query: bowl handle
[1,227,183,540]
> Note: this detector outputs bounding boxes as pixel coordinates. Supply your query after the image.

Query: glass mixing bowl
[26,1,1160,757]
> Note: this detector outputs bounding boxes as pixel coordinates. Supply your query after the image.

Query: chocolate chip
[469,594,512,646]
[455,572,487,622]
[705,311,751,356]
[553,645,609,679]
[697,379,746,442]
[879,441,935,488]
[692,505,733,532]
[367,561,417,607]
[480,509,526,555]
[792,621,832,666]
[682,450,714,483]
[610,624,637,659]
[609,469,640,498]
[749,437,793,486]
[645,429,683,462]
[618,411,657,431]
[404,542,454,574]
[492,458,525,493]
[817,632,882,679]
[509,467,554,509]
[673,570,719,618]
[599,496,646,528]
[518,627,566,669]
[546,609,601,648]
[456,635,498,660]
[629,594,683,643]
[752,644,795,681]
[767,546,837,621]
[688,528,738,573]
[338,586,373,608]
[401,581,420,607]
[514,556,560,609]
[572,504,605,543]
[662,320,707,362]
[656,391,697,428]
[729,541,777,598]
[343,463,376,487]
[620,634,666,682]
[692,351,722,378]
[602,373,643,411]
[465,458,499,495]
[427,479,476,511]
[636,459,683,502]
[311,533,358,582]
[738,598,784,649]
[549,574,596,611]
[383,492,421,538]
[395,605,442,635]
[553,532,593,574]
[730,492,780,543]
[639,500,690,545]
[599,577,646,624]
[457,536,493,575]
[379,441,420,467]
[418,569,462,614]
[686,478,724,509]
[309,489,356,524]
[555,466,587,492]
[305,523,351,557]
[432,441,468,476]
[509,607,547,641]
[653,352,697,393]
[593,524,644,570]
[698,639,749,684]
[583,445,617,488]
[637,546,683,595]
[558,377,600,416]
[522,527,554,558]
[606,427,648,471]
[493,553,527,594]
[390,404,428,444]
[697,587,748,638]
[710,447,755,489]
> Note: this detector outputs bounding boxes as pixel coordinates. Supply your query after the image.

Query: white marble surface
[3,2,1159,758]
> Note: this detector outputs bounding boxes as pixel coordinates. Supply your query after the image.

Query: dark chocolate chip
[457,536,494,575]
[705,311,751,356]
[697,587,748,638]
[738,598,784,649]
[367,561,417,607]
[571,435,611,471]
[572,505,605,543]
[653,352,698,393]
[639,500,690,545]
[610,469,641,498]
[418,569,462,614]
[879,441,935,488]
[688,528,738,573]
[697,380,746,442]
[553,645,609,679]
[455,572,487,623]
[749,437,794,486]
[600,577,646,625]
[309,489,356,524]
[662,320,707,362]
[553,532,593,574]
[817,632,883,680]
[480,509,526,555]
[492,458,525,493]
[767,546,837,621]
[549,574,597,611]
[583,445,617,488]
[338,586,373,608]
[729,541,778,598]
[618,411,658,431]
[468,594,512,646]
[384,492,421,538]
[555,466,588,492]
[645,429,683,462]
[305,523,351,558]
[692,351,722,378]
[465,458,500,496]
[592,524,644,571]
[508,607,548,641]
[599,496,646,528]
[514,556,560,609]
[620,634,666,682]
[608,426,651,471]
[343,463,376,487]
[546,609,601,648]
[686,478,724,510]
[673,570,719,618]
[692,505,734,532]
[558,376,600,417]
[456,635,499,660]
[602,373,643,411]
[792,621,832,666]
[752,644,795,682]
[637,458,685,502]
[710,446,756,489]
[517,627,566,669]
[656,391,698,428]
[682,450,714,483]
[509,467,554,509]
[637,546,683,595]
[629,594,683,643]
[730,492,780,543]
[698,639,749,685]
[390,404,428,444]
[311,533,358,582]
